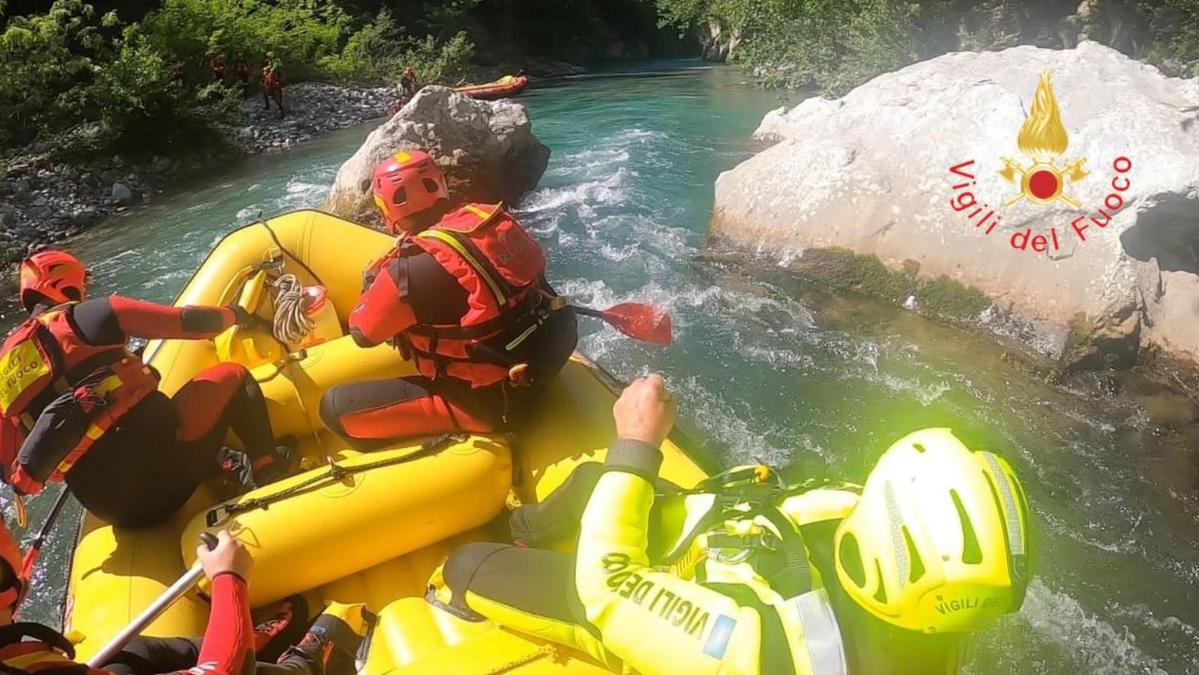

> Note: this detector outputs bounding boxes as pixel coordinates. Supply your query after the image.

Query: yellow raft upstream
[63,209,720,673]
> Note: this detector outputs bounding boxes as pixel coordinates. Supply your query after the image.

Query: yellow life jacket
[651,472,862,675]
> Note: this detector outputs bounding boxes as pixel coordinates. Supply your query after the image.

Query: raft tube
[454,74,529,100]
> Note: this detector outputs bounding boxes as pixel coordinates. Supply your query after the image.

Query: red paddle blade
[601,303,672,345]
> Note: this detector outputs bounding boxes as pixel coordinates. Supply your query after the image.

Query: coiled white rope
[271,274,315,344]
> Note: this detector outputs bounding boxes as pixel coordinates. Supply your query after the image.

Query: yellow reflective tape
[92,373,124,397]
[84,424,104,441]
[418,230,508,305]
[463,204,494,221]
[505,321,540,351]
[2,647,75,668]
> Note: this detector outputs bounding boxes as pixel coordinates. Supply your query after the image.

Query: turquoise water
[7,62,1198,673]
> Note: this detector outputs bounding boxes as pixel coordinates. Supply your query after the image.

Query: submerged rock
[712,41,1199,370]
[322,86,550,227]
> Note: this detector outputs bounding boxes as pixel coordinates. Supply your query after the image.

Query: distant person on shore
[262,52,285,118]
[400,66,419,98]
[319,150,578,446]
[208,51,228,83]
[0,250,293,528]
[0,524,367,675]
[233,55,252,96]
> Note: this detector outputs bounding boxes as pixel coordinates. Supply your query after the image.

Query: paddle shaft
[86,533,218,667]
[570,306,604,319]
[15,488,73,615]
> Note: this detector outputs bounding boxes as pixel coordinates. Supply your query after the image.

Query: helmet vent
[392,187,408,205]
[902,526,926,582]
[839,533,866,587]
[422,178,441,194]
[871,561,888,603]
[951,489,983,564]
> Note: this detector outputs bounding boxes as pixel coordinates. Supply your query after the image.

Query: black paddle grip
[199,532,219,551]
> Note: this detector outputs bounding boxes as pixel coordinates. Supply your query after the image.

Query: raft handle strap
[205,433,467,527]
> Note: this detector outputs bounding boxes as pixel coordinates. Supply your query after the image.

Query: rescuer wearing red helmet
[319,149,578,445]
[0,250,291,529]
[0,520,359,675]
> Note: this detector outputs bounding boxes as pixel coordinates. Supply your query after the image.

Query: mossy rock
[790,247,989,322]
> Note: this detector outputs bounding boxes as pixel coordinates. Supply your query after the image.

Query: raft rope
[205,433,467,527]
[270,273,315,344]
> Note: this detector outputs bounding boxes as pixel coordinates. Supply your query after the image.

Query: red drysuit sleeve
[185,573,254,675]
[107,296,235,340]
[348,261,417,348]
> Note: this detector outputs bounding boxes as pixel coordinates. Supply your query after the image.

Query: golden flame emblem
[999,71,1088,208]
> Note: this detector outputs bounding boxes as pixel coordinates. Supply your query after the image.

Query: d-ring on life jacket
[392,203,561,388]
[0,304,158,495]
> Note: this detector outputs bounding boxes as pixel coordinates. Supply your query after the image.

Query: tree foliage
[654,0,1199,92]
[0,0,477,153]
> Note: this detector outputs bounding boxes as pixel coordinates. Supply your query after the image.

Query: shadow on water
[6,61,1197,673]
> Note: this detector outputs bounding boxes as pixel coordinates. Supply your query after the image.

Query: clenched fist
[613,374,677,448]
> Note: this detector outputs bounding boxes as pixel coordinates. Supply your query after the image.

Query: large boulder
[323,86,550,226]
[712,41,1199,369]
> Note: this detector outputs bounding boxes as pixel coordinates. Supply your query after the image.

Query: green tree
[0,0,117,145]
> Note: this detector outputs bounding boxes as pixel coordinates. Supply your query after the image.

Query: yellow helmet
[834,428,1034,633]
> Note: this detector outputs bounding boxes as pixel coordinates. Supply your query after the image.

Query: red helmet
[19,250,88,311]
[371,150,449,234]
[0,519,23,611]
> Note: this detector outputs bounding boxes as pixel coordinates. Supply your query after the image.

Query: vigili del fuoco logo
[948,71,1132,255]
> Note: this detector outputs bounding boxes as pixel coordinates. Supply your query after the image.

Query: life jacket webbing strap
[417,229,509,306]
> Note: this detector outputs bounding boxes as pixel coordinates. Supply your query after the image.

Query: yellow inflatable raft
[63,209,719,673]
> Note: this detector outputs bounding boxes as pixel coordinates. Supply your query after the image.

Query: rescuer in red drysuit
[0,251,291,528]
[319,150,578,447]
[0,526,258,675]
[0,523,363,675]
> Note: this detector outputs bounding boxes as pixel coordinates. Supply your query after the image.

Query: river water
[7,62,1198,674]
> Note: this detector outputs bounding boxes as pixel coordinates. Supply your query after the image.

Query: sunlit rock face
[713,41,1199,369]
[323,86,549,228]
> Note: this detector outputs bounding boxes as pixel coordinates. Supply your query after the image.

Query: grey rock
[713,40,1199,369]
[323,86,549,226]
[111,182,134,205]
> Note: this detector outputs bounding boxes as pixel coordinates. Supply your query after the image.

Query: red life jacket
[0,305,158,495]
[0,623,96,675]
[393,203,559,388]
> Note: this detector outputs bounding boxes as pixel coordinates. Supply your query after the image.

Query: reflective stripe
[983,452,1024,555]
[2,647,75,669]
[792,589,847,675]
[462,204,496,221]
[417,229,509,305]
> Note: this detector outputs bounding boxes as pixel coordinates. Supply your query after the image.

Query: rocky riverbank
[0,82,396,266]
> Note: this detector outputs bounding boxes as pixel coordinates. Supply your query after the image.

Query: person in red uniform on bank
[0,251,289,528]
[319,150,578,446]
